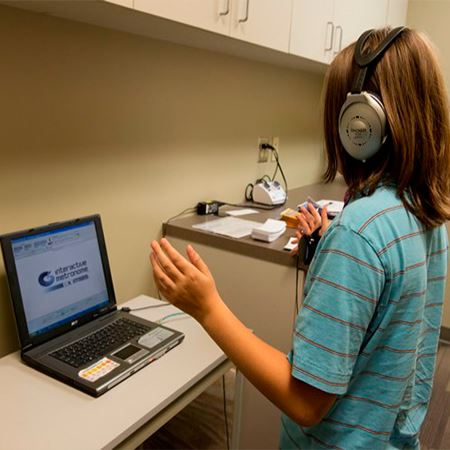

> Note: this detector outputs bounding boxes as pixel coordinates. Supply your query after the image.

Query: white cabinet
[229,0,293,52]
[133,0,232,35]
[290,0,407,64]
[167,237,303,450]
[387,0,409,27]
[1,0,408,71]
[133,0,293,52]
[290,0,335,63]
[333,0,389,53]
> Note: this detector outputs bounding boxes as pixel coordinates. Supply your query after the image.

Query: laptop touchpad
[112,344,148,364]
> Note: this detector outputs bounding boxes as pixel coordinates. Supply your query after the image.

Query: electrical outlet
[270,137,280,162]
[257,137,270,163]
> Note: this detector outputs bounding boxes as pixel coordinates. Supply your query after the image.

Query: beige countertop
[164,179,347,269]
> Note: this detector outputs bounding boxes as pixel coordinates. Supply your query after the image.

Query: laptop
[0,214,184,397]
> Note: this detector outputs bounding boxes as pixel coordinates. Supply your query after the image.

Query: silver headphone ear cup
[338,92,387,161]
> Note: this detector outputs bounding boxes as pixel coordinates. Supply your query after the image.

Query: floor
[140,342,450,450]
[140,368,236,450]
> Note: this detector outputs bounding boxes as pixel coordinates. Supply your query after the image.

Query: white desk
[0,295,233,450]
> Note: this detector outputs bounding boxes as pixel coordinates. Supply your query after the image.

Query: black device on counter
[196,201,222,215]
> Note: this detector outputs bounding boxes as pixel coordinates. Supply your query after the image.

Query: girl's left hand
[150,238,221,323]
[297,202,328,236]
[290,204,330,256]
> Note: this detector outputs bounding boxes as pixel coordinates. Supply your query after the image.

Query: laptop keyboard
[50,317,152,368]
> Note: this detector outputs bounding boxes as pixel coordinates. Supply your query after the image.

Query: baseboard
[440,326,450,343]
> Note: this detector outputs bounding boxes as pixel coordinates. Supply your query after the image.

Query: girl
[150,27,450,449]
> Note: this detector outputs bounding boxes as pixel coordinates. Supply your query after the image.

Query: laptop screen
[11,220,110,338]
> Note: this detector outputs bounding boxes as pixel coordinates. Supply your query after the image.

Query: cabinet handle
[238,0,249,23]
[334,25,343,54]
[219,0,230,16]
[324,21,334,51]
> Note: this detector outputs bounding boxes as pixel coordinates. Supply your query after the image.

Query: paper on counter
[225,208,259,217]
[251,219,286,243]
[192,217,262,239]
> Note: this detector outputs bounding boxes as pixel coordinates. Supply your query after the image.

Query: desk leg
[231,370,244,449]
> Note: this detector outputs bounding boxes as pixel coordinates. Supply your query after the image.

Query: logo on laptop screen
[38,260,89,292]
[38,271,55,287]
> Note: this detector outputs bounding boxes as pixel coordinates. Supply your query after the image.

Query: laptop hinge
[106,305,118,315]
[93,305,116,317]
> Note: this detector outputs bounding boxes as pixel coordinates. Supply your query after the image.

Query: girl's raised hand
[150,238,221,323]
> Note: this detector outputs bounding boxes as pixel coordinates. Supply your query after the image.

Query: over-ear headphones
[338,27,407,161]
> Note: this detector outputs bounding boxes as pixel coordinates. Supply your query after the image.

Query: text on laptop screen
[11,221,110,337]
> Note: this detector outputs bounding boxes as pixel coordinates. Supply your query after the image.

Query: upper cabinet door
[229,0,293,52]
[332,0,389,54]
[133,0,232,35]
[386,0,408,26]
[290,0,334,63]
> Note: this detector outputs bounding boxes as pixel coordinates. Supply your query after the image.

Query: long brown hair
[323,28,450,228]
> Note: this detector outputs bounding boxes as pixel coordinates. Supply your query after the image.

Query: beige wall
[407,0,450,90]
[407,0,450,331]
[0,6,324,356]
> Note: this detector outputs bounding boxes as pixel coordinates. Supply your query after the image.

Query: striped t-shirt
[280,185,448,449]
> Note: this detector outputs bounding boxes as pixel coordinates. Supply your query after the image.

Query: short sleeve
[291,223,385,394]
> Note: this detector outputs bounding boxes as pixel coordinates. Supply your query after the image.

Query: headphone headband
[351,26,407,93]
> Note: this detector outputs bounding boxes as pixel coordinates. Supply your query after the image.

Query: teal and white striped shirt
[280,185,448,449]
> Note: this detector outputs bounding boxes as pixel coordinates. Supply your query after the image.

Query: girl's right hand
[150,238,221,323]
